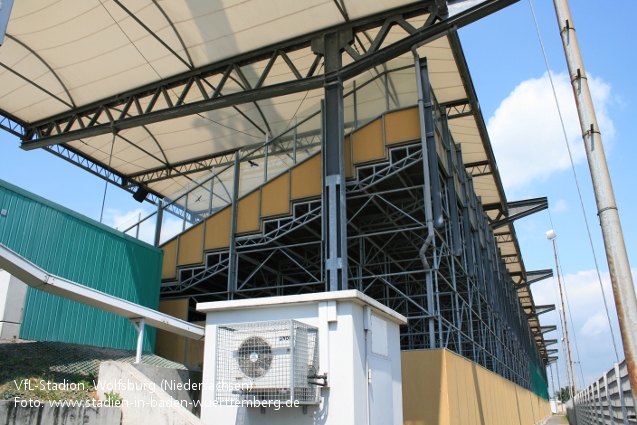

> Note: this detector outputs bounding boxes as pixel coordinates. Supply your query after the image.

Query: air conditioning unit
[215,319,319,404]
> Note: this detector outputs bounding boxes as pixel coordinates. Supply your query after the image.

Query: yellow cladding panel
[237,190,261,233]
[401,349,550,425]
[352,118,385,164]
[344,136,354,178]
[436,131,448,174]
[261,173,290,217]
[185,321,205,369]
[177,223,204,266]
[401,349,449,425]
[385,107,420,145]
[158,299,188,320]
[204,206,231,250]
[161,238,178,280]
[291,154,322,199]
[155,299,189,364]
[446,351,459,425]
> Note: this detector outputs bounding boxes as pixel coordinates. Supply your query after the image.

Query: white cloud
[553,198,568,213]
[580,311,609,336]
[103,207,147,230]
[530,267,637,387]
[102,207,183,245]
[487,71,614,191]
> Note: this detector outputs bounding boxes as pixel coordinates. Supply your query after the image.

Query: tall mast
[547,231,577,396]
[553,0,637,392]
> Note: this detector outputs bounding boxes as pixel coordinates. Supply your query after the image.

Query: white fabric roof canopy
[0,0,550,356]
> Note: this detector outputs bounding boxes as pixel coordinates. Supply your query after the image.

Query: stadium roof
[0,0,551,359]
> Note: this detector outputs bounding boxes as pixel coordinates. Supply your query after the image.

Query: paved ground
[545,415,570,424]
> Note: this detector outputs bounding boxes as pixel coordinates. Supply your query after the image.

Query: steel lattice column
[315,31,350,291]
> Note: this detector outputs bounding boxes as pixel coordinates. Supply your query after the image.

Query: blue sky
[460,0,637,392]
[0,0,635,395]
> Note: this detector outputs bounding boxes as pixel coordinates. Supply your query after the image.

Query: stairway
[159,106,423,295]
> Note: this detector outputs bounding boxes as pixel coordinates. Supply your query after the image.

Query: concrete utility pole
[553,0,637,393]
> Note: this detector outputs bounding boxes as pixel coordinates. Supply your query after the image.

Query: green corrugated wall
[0,179,162,352]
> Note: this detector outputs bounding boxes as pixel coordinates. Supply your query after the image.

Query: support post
[314,31,350,291]
[553,0,637,397]
[442,110,462,256]
[550,235,578,396]
[228,152,240,299]
[416,57,443,228]
[414,53,437,349]
[130,318,146,364]
[154,200,163,247]
[208,169,215,215]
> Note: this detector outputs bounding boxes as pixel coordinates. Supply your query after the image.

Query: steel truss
[161,116,548,395]
[0,1,519,240]
[18,0,516,150]
[157,54,550,394]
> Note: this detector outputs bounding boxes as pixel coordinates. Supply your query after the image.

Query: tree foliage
[555,386,575,402]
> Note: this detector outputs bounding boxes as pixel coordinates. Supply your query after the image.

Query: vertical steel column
[315,31,348,291]
[208,169,215,215]
[293,116,297,164]
[415,54,437,349]
[553,0,637,395]
[442,111,462,256]
[416,58,443,228]
[263,133,269,183]
[353,80,358,129]
[182,189,189,232]
[227,152,240,299]
[154,199,163,247]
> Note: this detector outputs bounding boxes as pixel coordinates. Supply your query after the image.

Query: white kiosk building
[197,290,406,425]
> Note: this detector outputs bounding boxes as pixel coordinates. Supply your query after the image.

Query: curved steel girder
[5,34,76,108]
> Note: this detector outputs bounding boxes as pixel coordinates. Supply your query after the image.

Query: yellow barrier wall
[402,349,550,425]
[155,299,188,364]
[155,299,205,369]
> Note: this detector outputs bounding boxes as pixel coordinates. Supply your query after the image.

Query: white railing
[567,360,636,425]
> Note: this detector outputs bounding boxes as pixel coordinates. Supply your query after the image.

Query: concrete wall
[0,400,121,425]
[131,364,202,415]
[97,361,205,425]
[0,270,27,339]
[402,349,551,425]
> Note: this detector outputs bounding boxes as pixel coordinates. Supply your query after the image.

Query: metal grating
[215,319,319,405]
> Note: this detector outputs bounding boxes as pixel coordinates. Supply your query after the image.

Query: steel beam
[491,197,549,229]
[540,325,557,334]
[515,268,554,290]
[0,108,26,138]
[443,99,473,119]
[533,304,557,317]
